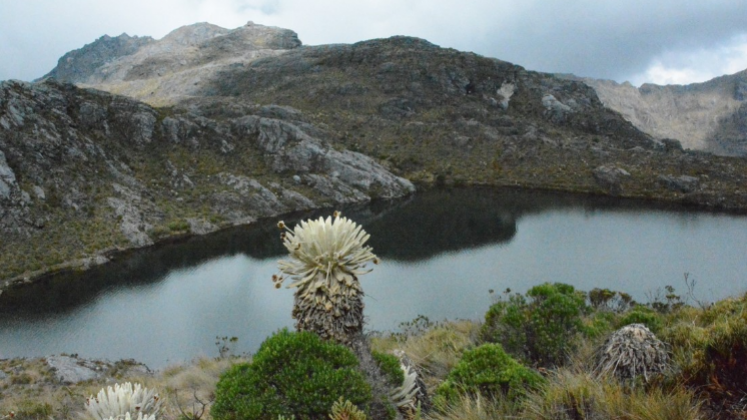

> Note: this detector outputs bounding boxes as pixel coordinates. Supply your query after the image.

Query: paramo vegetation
[3,212,747,420]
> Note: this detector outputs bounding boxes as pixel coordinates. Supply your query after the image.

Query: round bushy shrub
[211,329,371,420]
[435,343,544,406]
[371,351,405,388]
[482,283,587,367]
[616,306,663,333]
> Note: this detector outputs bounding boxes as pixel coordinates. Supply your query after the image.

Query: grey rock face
[41,34,156,83]
[46,355,151,384]
[658,175,700,193]
[42,22,302,105]
[231,114,415,200]
[0,150,17,200]
[46,355,105,384]
[187,218,218,235]
[0,79,414,284]
[567,71,747,155]
[217,173,290,217]
[593,165,630,195]
[542,94,573,123]
[107,187,154,248]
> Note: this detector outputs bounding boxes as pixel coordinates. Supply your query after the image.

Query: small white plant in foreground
[85,382,161,420]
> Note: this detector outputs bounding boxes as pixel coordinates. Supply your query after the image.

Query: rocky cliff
[3,21,747,287]
[0,78,412,288]
[568,71,747,156]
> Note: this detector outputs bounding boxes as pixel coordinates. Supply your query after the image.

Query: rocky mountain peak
[40,21,302,105]
[158,22,229,47]
[42,33,155,83]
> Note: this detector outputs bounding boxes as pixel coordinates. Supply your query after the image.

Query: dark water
[1,188,746,368]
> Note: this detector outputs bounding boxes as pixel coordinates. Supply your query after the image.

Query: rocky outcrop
[45,355,150,384]
[41,22,302,106]
[42,34,155,84]
[593,165,630,195]
[0,79,413,287]
[565,71,747,156]
[658,174,700,193]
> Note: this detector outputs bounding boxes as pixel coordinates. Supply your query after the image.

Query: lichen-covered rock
[46,355,150,384]
[593,164,630,195]
[658,174,700,193]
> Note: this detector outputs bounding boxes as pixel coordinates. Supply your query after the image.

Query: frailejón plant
[85,382,161,420]
[273,211,378,344]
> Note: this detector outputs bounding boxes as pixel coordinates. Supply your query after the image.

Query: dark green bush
[616,305,663,333]
[434,343,544,406]
[580,310,616,339]
[482,283,587,367]
[211,329,371,420]
[371,351,404,387]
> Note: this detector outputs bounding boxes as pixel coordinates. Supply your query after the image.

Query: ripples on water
[1,188,745,367]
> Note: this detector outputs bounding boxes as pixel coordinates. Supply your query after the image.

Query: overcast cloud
[2,0,747,86]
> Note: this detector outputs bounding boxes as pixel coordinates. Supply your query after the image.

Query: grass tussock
[522,369,703,420]
[422,394,520,420]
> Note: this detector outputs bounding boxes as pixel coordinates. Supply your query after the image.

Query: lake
[1,188,745,368]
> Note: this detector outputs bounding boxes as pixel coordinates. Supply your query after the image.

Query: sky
[2,0,747,86]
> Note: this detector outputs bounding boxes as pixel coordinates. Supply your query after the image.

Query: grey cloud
[434,1,747,81]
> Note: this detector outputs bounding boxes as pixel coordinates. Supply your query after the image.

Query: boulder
[46,355,151,384]
[593,165,630,195]
[658,174,700,193]
[46,355,106,384]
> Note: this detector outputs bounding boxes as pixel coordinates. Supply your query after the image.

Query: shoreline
[2,182,746,295]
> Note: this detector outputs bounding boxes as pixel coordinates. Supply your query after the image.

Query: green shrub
[616,305,663,333]
[211,329,371,420]
[167,219,191,232]
[580,310,616,339]
[329,397,368,420]
[371,351,404,388]
[482,283,587,367]
[434,343,544,407]
[664,295,747,414]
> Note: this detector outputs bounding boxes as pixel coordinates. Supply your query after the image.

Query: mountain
[2,22,746,288]
[39,21,302,106]
[567,72,747,156]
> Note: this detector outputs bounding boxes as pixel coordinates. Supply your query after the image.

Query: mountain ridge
[564,70,747,156]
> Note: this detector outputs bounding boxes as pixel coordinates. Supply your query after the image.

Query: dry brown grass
[422,394,521,420]
[522,369,704,420]
[0,356,247,420]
